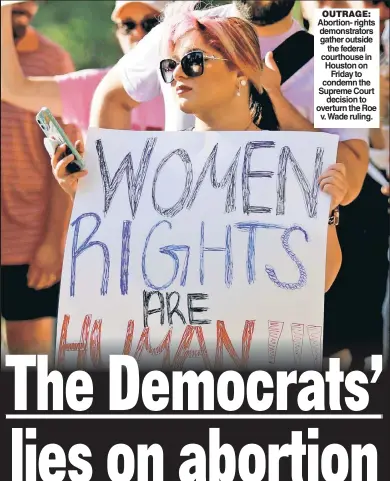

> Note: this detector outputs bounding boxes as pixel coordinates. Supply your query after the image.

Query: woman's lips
[176,85,192,96]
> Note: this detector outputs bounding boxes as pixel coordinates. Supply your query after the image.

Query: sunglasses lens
[182,51,204,78]
[160,51,206,83]
[119,20,136,34]
[160,59,177,83]
[142,17,159,33]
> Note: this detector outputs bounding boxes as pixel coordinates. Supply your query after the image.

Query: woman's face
[168,30,239,116]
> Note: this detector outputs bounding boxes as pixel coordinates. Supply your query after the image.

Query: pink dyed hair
[159,2,280,130]
[161,1,263,93]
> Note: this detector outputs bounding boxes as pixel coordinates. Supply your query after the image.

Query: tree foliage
[32,1,302,70]
[33,1,122,69]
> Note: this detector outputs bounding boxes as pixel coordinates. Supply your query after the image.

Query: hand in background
[261,51,282,96]
[27,243,63,290]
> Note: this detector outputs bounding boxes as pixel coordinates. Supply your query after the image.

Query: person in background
[301,0,390,370]
[301,0,390,34]
[51,2,347,294]
[0,0,79,358]
[301,0,390,151]
[1,0,166,138]
[358,0,390,34]
[300,1,351,33]
[89,0,369,208]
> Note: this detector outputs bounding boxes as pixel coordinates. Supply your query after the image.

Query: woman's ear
[237,75,248,87]
[236,76,248,97]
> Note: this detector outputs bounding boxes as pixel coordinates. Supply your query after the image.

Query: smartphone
[36,107,85,173]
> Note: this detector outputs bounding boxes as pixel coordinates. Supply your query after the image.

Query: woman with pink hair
[51,2,348,292]
[159,1,280,133]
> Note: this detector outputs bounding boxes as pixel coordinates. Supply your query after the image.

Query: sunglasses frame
[116,16,160,35]
[160,49,228,84]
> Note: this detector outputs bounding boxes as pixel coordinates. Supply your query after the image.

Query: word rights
[56,129,338,371]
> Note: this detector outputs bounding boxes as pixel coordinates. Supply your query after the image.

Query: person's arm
[369,127,386,150]
[43,173,73,252]
[89,64,138,129]
[325,225,342,292]
[27,41,81,290]
[262,52,369,206]
[89,23,163,129]
[27,174,73,290]
[369,71,389,149]
[1,4,63,117]
[318,163,348,292]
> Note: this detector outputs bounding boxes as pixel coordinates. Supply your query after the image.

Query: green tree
[33,1,121,69]
[32,1,302,70]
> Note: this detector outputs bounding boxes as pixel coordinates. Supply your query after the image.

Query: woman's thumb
[264,51,277,71]
[75,139,85,154]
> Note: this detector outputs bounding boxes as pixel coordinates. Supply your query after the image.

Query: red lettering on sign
[215,320,255,370]
[57,314,92,368]
[172,326,211,370]
[134,327,173,369]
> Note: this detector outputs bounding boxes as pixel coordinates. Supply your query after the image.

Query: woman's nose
[173,62,186,82]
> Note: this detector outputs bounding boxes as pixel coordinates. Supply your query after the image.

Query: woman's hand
[318,163,348,212]
[261,51,282,97]
[51,139,88,200]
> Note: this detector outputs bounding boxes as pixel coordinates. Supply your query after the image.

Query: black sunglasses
[160,50,228,84]
[116,16,159,35]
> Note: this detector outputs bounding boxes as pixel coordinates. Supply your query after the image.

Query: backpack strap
[271,30,314,85]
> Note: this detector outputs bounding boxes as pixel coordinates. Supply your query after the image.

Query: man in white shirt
[90,0,369,205]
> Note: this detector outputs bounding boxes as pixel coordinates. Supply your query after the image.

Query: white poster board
[56,129,338,371]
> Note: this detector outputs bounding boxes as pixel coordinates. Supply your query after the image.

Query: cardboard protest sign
[56,129,338,371]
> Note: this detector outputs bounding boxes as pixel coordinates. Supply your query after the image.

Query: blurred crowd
[1,0,389,370]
